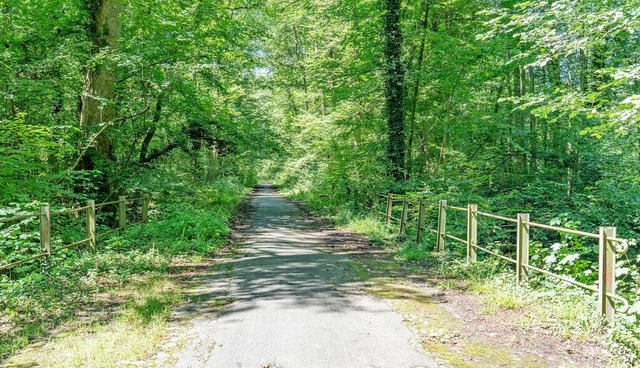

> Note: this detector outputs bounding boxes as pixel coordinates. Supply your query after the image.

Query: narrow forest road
[152,184,437,368]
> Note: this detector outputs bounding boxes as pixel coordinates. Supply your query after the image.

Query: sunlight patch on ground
[5,278,181,368]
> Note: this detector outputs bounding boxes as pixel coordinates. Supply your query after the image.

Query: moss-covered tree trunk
[78,0,122,170]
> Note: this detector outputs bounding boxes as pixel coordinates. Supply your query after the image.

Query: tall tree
[383,0,406,181]
[406,0,430,175]
[78,0,123,170]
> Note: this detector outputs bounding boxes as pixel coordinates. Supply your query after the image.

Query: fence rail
[0,195,152,272]
[372,193,631,322]
[0,213,40,224]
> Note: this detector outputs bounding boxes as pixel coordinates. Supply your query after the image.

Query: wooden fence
[0,195,151,272]
[372,193,630,322]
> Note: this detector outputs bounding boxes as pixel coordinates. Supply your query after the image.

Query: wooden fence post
[399,197,408,235]
[516,213,530,286]
[142,195,149,223]
[467,204,478,263]
[416,199,426,243]
[40,205,51,257]
[39,205,51,273]
[118,196,126,235]
[386,194,393,226]
[86,200,96,251]
[599,226,616,322]
[436,200,447,251]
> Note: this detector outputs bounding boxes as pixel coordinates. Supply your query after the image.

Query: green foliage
[469,274,607,340]
[480,0,640,137]
[0,178,248,362]
[0,248,169,360]
[0,0,275,207]
[127,179,249,255]
[344,217,397,246]
[439,258,509,283]
[528,215,600,284]
[396,242,434,262]
[4,278,182,368]
[2,0,640,363]
[610,315,640,366]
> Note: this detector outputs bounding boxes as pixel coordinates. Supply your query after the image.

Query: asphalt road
[162,184,438,368]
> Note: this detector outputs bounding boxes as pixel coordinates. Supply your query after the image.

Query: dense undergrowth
[282,183,640,366]
[0,178,250,365]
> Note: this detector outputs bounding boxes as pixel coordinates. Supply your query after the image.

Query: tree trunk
[406,0,430,177]
[206,146,219,182]
[528,66,537,173]
[139,96,162,163]
[383,0,406,181]
[78,0,122,170]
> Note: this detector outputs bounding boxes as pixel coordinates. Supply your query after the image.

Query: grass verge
[0,178,250,366]
[5,277,182,368]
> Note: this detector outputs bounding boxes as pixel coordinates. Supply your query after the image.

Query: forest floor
[146,184,609,368]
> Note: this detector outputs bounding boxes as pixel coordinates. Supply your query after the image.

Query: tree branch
[71,105,150,170]
[139,141,182,164]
